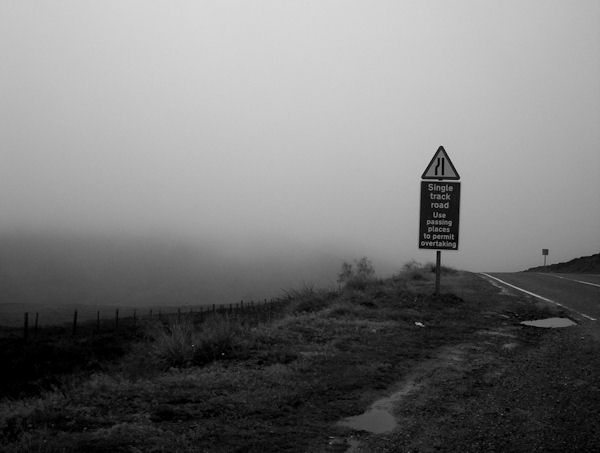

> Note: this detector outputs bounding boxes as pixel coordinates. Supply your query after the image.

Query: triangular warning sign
[421,146,460,180]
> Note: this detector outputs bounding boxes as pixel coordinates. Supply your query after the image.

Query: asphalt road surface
[482,272,600,322]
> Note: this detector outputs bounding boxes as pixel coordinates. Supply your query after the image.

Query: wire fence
[4,298,286,341]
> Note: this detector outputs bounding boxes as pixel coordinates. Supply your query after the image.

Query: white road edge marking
[540,273,600,288]
[480,273,597,322]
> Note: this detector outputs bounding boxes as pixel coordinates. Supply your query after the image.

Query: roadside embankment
[1,268,598,452]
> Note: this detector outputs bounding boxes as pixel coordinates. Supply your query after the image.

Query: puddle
[334,343,479,450]
[337,382,420,434]
[338,407,396,434]
[520,317,576,328]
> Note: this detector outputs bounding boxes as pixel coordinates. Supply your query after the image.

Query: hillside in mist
[526,253,600,274]
[0,231,346,308]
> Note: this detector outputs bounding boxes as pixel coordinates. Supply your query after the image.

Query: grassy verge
[0,268,565,452]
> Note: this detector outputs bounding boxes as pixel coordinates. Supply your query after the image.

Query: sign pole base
[435,251,441,296]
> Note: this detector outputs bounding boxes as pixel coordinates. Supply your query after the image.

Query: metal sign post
[419,146,461,295]
[542,248,549,266]
[435,250,441,295]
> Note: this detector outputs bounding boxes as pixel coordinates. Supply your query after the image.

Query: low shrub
[338,257,377,290]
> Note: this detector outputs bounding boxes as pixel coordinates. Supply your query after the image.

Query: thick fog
[1,1,599,307]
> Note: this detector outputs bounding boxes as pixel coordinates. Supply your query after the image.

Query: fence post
[96,310,100,332]
[72,310,78,337]
[178,308,181,323]
[34,312,39,338]
[23,312,29,341]
[115,309,119,330]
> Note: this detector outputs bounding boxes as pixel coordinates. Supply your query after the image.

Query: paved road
[482,272,600,322]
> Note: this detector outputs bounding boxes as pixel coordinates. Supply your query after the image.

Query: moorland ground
[1,265,599,452]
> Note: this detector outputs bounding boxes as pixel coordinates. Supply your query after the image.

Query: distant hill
[0,230,344,310]
[525,253,600,273]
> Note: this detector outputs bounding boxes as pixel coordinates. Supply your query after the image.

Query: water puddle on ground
[338,406,396,434]
[520,317,576,328]
[333,345,470,451]
[337,382,420,434]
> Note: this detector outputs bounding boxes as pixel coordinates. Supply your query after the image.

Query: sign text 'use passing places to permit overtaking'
[419,182,460,250]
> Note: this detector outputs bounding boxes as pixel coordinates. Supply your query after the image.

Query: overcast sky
[1,0,599,273]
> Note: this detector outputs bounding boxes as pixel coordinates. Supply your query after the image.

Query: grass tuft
[149,317,198,368]
[146,315,247,370]
[193,314,246,364]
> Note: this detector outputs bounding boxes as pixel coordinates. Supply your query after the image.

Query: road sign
[421,146,460,180]
[542,249,549,256]
[419,146,461,295]
[419,181,460,250]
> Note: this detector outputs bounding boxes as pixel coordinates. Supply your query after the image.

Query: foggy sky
[1,0,599,273]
